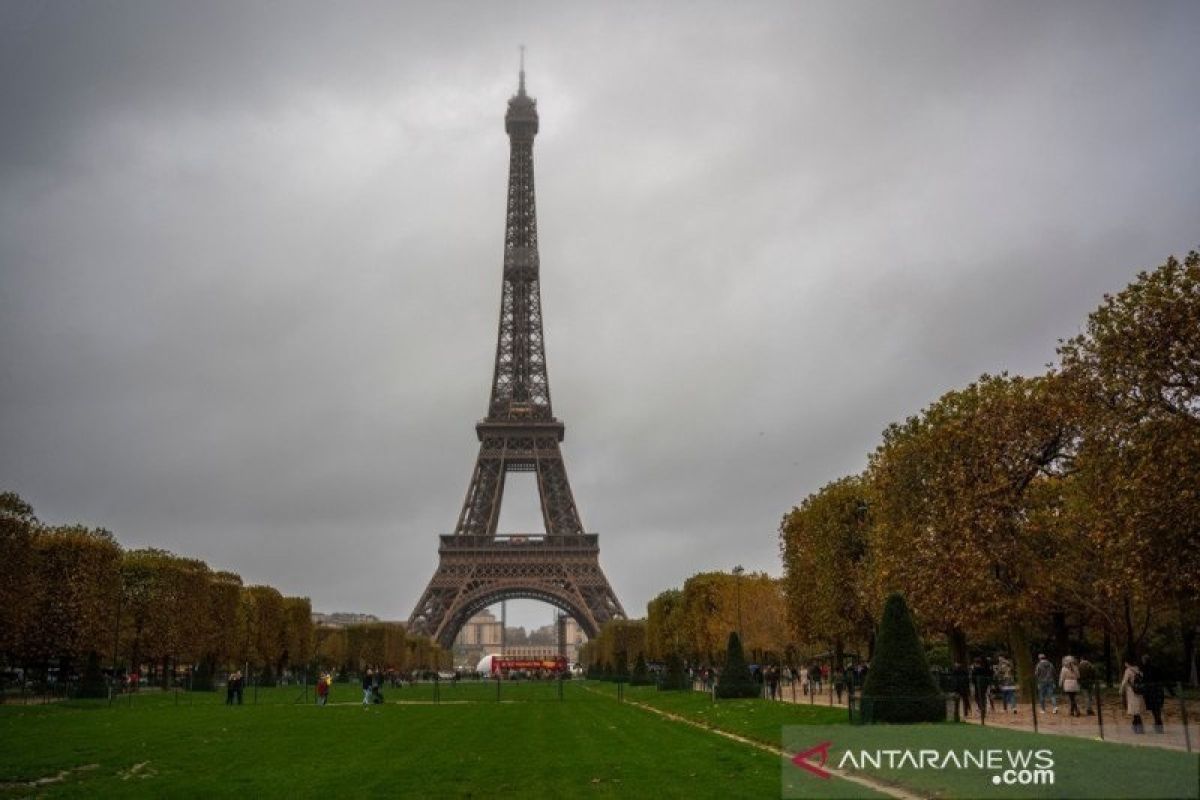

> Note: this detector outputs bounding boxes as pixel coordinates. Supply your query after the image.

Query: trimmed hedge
[716,632,759,699]
[859,593,945,723]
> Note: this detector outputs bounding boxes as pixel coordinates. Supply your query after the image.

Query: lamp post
[732,565,745,641]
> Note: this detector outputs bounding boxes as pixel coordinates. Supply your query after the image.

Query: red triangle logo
[791,740,833,779]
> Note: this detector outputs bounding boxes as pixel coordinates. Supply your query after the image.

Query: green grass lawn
[0,682,878,799]
[586,681,848,742]
[586,682,1199,799]
[3,682,1196,799]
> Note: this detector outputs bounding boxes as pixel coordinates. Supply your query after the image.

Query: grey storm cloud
[2,1,1198,628]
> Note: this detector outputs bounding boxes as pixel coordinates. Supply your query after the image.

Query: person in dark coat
[1140,654,1173,733]
[971,656,995,717]
[951,662,971,717]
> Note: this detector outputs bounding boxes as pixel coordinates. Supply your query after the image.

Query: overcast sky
[2,1,1197,631]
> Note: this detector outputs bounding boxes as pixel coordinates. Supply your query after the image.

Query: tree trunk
[834,635,844,671]
[1051,611,1069,659]
[1103,628,1114,687]
[1008,623,1036,701]
[1122,595,1137,663]
[948,627,968,666]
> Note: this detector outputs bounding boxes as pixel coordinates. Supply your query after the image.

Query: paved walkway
[756,679,1198,753]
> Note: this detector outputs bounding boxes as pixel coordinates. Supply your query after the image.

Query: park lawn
[0,682,879,799]
[586,681,847,743]
[788,723,1200,800]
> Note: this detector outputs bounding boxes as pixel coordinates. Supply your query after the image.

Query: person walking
[767,666,779,701]
[362,668,374,708]
[316,673,330,706]
[971,656,995,718]
[1060,655,1082,717]
[1119,657,1145,733]
[1034,654,1058,714]
[1078,658,1097,715]
[808,663,822,695]
[372,670,384,705]
[1140,654,1171,734]
[996,657,1018,714]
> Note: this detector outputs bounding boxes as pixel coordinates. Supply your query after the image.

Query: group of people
[224,671,244,705]
[949,653,1099,718]
[945,651,1174,734]
[1120,654,1174,734]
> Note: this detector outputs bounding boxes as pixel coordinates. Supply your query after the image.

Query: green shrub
[630,653,652,686]
[258,665,277,688]
[716,632,759,699]
[659,653,688,691]
[78,650,107,699]
[614,651,629,682]
[859,593,946,723]
[192,657,216,691]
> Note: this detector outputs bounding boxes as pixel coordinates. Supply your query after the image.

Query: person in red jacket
[316,673,330,706]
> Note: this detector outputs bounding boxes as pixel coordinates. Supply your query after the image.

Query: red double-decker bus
[489,656,568,675]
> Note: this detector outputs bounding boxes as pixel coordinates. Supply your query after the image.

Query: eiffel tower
[407,58,625,647]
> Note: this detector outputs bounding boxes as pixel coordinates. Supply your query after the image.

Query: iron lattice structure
[408,65,625,648]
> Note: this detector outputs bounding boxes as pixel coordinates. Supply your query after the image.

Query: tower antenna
[519,45,526,94]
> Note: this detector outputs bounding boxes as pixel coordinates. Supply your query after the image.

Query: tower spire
[518,45,526,95]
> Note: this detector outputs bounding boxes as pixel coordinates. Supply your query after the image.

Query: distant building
[453,610,586,665]
[454,609,503,665]
[311,611,382,628]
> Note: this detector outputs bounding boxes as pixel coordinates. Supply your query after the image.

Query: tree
[716,631,758,699]
[860,593,944,723]
[0,492,39,661]
[23,526,122,675]
[1058,250,1200,676]
[780,475,874,667]
[866,372,1076,695]
[281,596,314,672]
[645,589,684,662]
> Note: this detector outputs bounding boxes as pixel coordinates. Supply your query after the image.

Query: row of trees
[780,250,1200,694]
[0,494,448,688]
[314,622,450,676]
[580,570,790,671]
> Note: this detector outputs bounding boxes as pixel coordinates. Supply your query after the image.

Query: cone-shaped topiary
[614,650,629,682]
[78,650,107,698]
[659,652,688,691]
[192,656,216,691]
[717,631,759,698]
[630,653,652,686]
[860,593,946,723]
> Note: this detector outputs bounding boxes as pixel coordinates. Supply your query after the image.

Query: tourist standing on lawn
[316,673,329,706]
[1119,657,1145,733]
[1060,655,1082,716]
[362,668,374,707]
[1035,654,1058,714]
[372,670,384,704]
